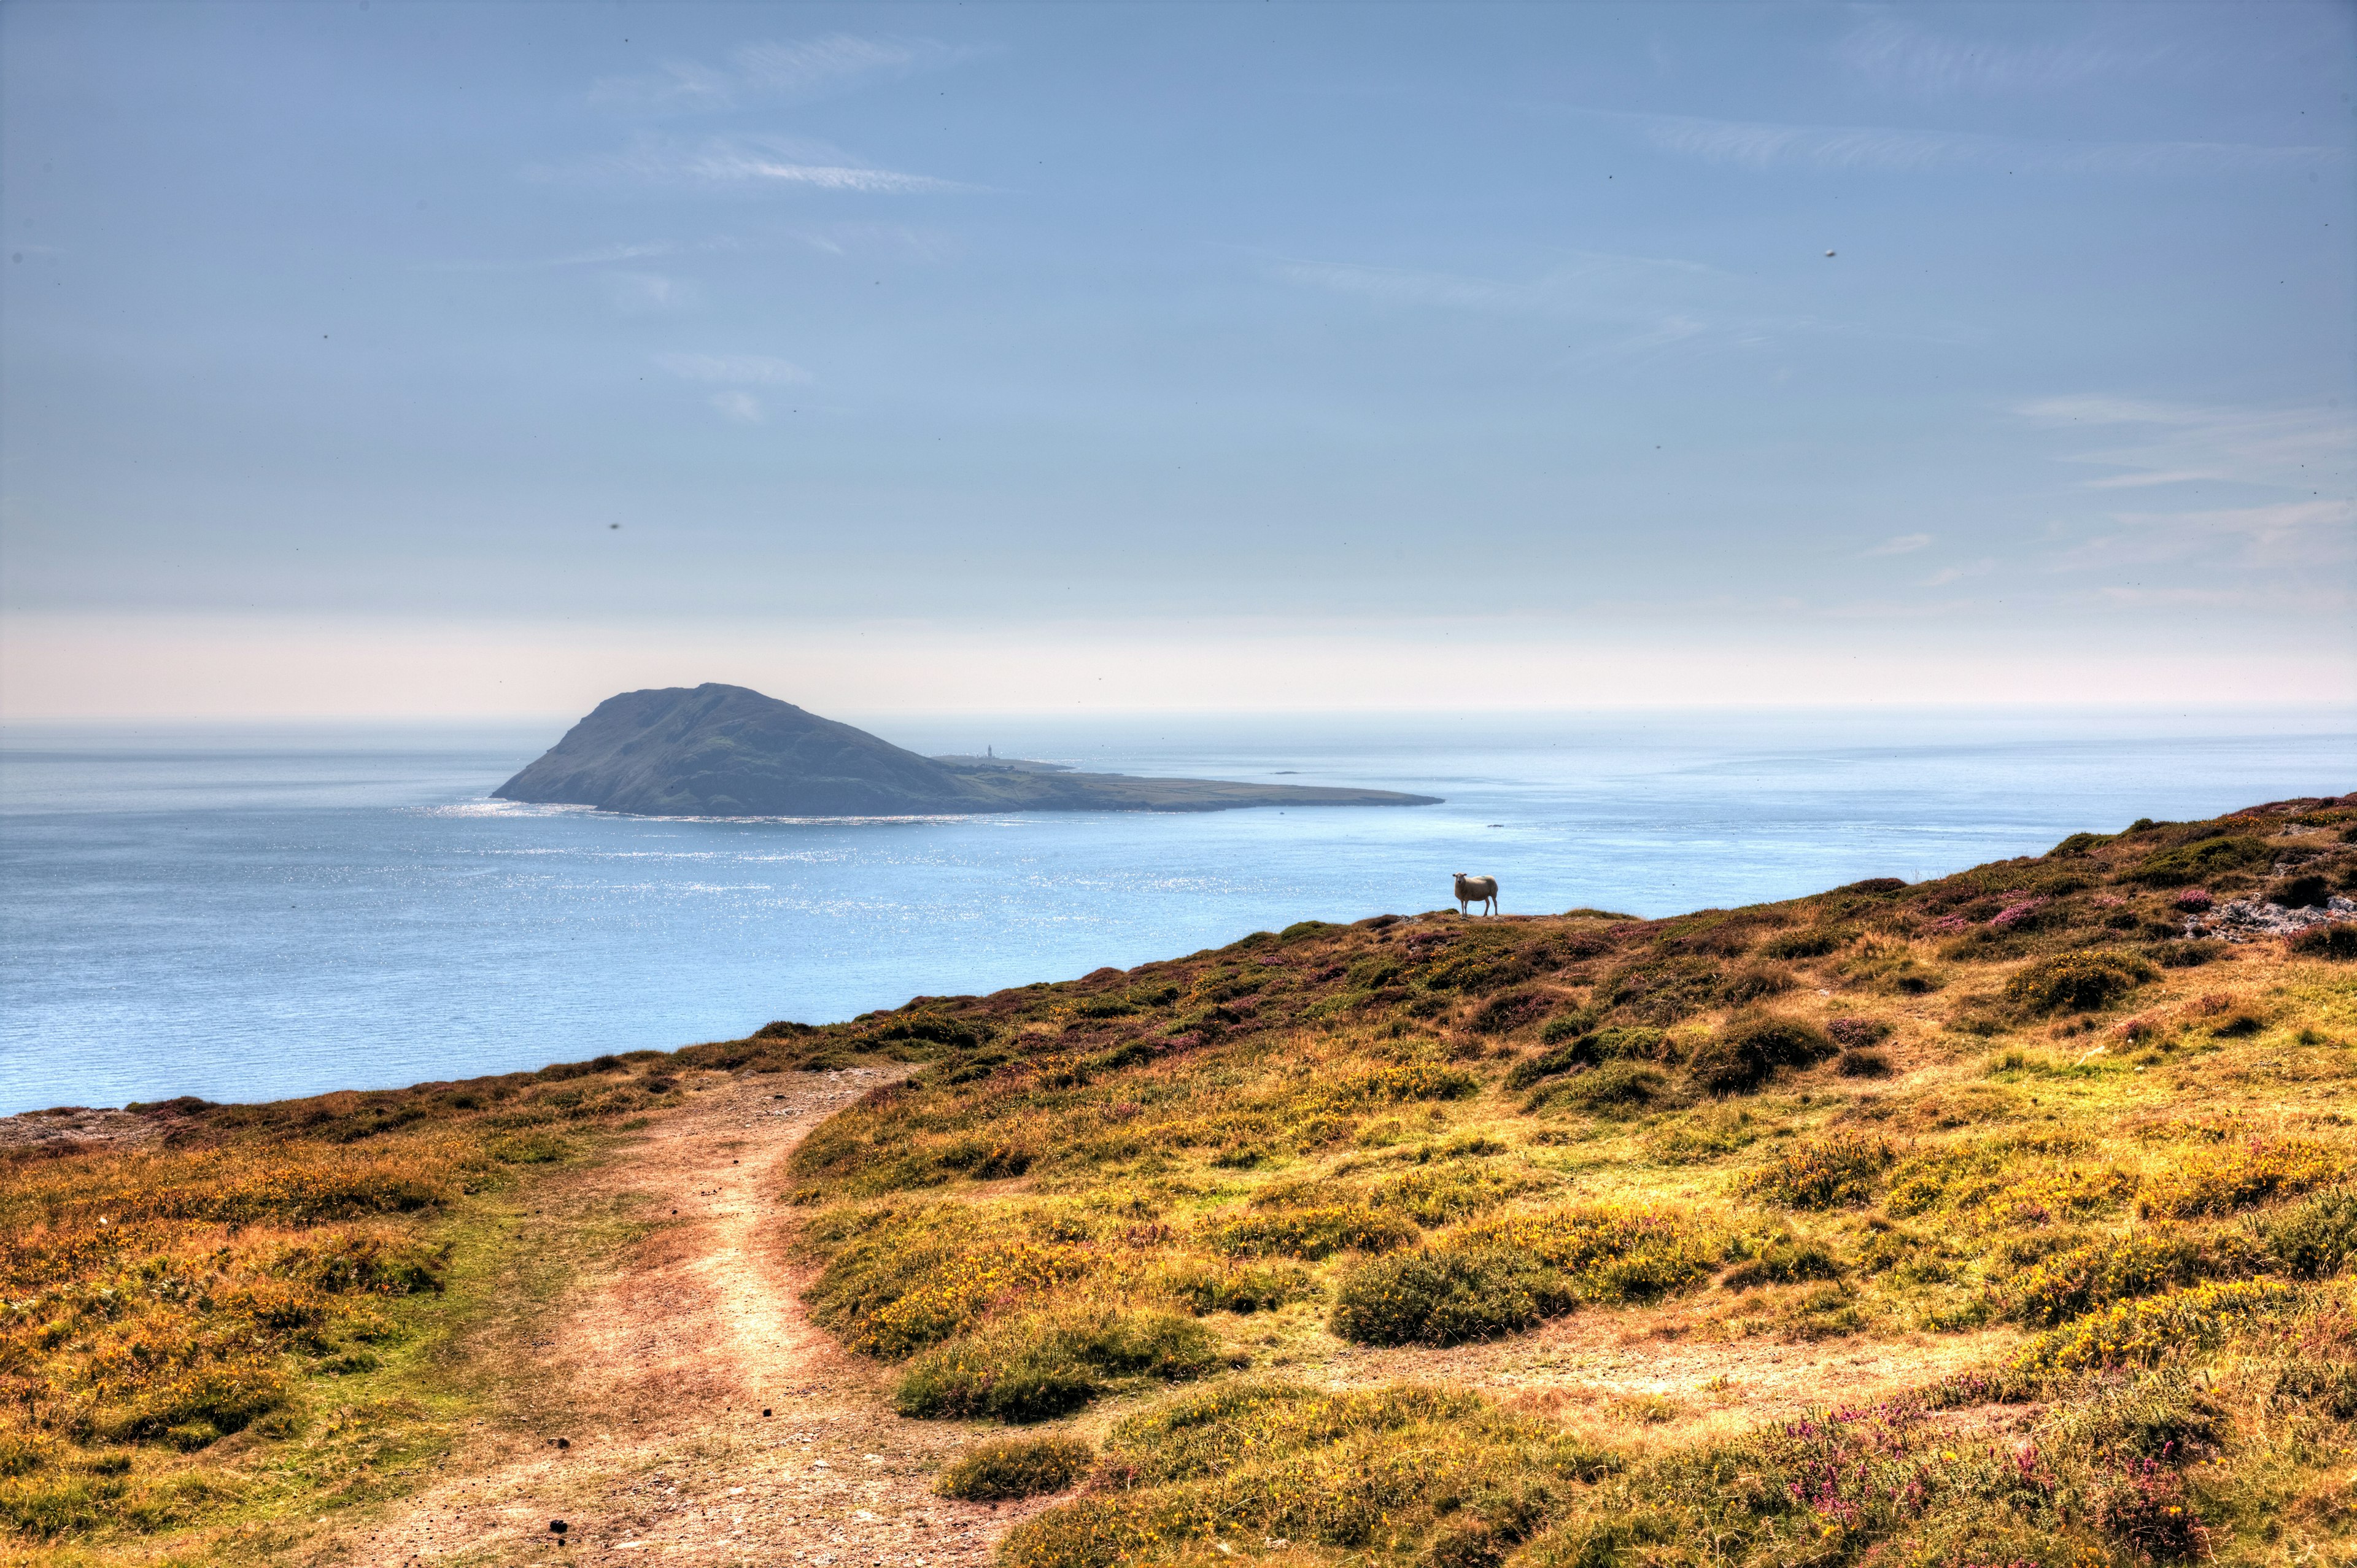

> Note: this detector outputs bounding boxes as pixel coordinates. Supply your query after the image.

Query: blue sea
[1,709,2348,1116]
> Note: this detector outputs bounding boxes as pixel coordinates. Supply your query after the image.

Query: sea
[1,709,2348,1116]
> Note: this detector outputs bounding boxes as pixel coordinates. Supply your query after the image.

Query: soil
[321,1070,1054,1567]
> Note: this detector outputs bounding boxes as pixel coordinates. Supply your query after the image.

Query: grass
[13,791,2357,1564]
[0,1055,699,1561]
[756,792,2357,1565]
[936,1433,1093,1500]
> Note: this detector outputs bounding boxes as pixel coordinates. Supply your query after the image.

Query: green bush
[935,1434,1093,1500]
[895,1310,1218,1422]
[1203,1205,1418,1259]
[2003,951,2154,1014]
[1329,1246,1569,1346]
[1835,1047,1891,1078]
[1537,1011,1600,1045]
[2124,835,2270,886]
[1687,1014,1834,1095]
[1525,1062,1666,1118]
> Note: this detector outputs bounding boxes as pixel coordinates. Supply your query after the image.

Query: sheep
[1452,873,1499,916]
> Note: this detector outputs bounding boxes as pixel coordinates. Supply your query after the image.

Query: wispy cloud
[536,134,974,195]
[1835,15,2167,98]
[1864,533,1932,557]
[1271,251,1973,363]
[655,352,809,385]
[1608,108,2336,175]
[1920,558,1996,587]
[2018,396,2354,492]
[708,391,765,423]
[602,271,693,312]
[2022,397,2356,572]
[590,34,960,113]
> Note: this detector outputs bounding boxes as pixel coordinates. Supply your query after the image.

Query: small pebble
[549,1520,568,1535]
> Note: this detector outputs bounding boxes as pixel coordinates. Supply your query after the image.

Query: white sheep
[1452,873,1499,916]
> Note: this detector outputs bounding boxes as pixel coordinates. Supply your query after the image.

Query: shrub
[1156,1258,1319,1315]
[2145,939,2224,968]
[1834,1047,1892,1078]
[894,1310,1218,1421]
[1505,1037,1596,1091]
[2172,887,2213,913]
[1597,955,1724,1024]
[2266,874,2331,909]
[1719,964,1796,1005]
[1369,1165,1544,1224]
[1468,991,1552,1036]
[1526,1062,1668,1118]
[2014,1280,2302,1373]
[1687,1014,1834,1096]
[2089,1457,2207,1559]
[1536,1012,1598,1045]
[2043,1370,2223,1463]
[1642,1106,1758,1164]
[935,1434,1093,1500]
[1204,1206,1418,1260]
[1737,1132,1894,1210]
[1720,1241,1843,1291]
[1329,1246,1569,1346]
[2003,951,2154,1014]
[2000,1232,2210,1326]
[1760,927,1850,960]
[2126,835,2271,886]
[1452,1205,1715,1302]
[2291,922,2357,960]
[2252,1186,2357,1278]
[1825,1016,1892,1049]
[2138,1138,2342,1219]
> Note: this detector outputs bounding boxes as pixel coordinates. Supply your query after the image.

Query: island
[492,683,1443,816]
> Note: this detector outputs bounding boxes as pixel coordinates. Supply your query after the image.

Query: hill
[493,685,1442,816]
[2,793,2353,1566]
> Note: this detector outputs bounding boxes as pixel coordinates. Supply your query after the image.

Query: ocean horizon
[2,705,2349,1116]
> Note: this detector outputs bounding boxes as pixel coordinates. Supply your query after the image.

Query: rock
[2186,894,2356,941]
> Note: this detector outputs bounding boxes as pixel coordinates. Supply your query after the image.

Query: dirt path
[331,1070,1045,1568]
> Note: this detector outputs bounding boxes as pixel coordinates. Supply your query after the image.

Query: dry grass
[762,793,2357,1566]
[0,1054,697,1553]
[11,792,2357,1565]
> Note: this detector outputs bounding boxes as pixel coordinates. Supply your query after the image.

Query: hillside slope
[3,793,2352,1567]
[724,792,2357,1568]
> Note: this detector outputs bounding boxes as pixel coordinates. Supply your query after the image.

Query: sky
[1,1,2353,720]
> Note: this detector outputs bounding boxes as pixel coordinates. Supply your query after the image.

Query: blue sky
[1,1,2351,717]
